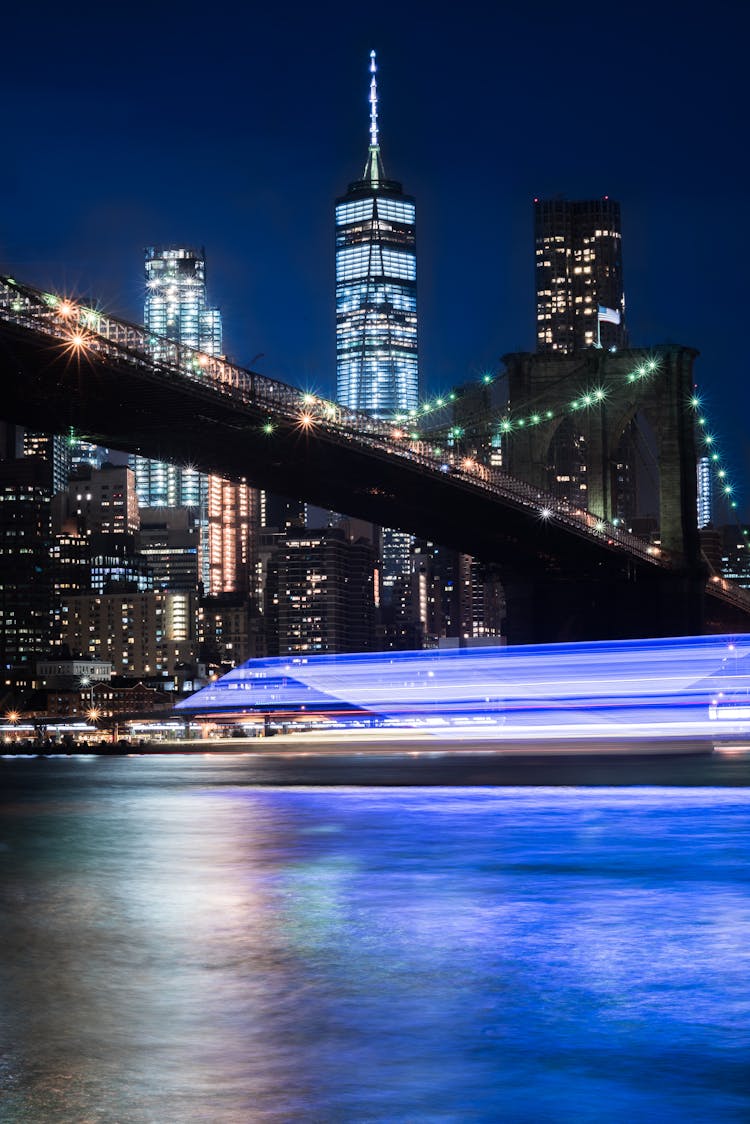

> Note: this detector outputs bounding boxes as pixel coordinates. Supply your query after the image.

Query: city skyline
[1,3,748,512]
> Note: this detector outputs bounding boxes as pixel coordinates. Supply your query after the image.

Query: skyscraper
[534,198,626,353]
[334,53,420,627]
[335,51,419,417]
[697,456,713,528]
[130,247,222,512]
[130,247,256,596]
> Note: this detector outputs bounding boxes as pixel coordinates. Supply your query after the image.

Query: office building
[198,593,261,670]
[61,589,197,677]
[335,51,419,417]
[131,247,255,595]
[130,246,221,513]
[335,52,419,623]
[137,507,200,592]
[697,456,713,529]
[22,432,71,493]
[55,463,139,537]
[264,528,375,655]
[0,458,53,668]
[534,198,626,353]
[69,437,111,472]
[207,476,257,596]
[719,525,750,587]
[143,245,222,358]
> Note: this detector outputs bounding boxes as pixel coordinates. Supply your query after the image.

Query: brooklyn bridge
[0,273,747,643]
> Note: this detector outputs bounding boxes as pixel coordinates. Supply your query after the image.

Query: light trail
[176,634,750,744]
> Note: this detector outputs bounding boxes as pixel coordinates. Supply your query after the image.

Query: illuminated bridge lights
[3,274,746,594]
[64,330,92,355]
[690,386,740,516]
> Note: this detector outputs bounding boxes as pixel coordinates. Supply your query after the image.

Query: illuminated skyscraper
[130,247,255,596]
[143,246,222,356]
[130,247,222,512]
[334,53,420,620]
[534,198,626,353]
[335,51,419,416]
[697,456,713,529]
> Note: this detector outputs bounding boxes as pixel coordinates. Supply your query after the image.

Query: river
[1,752,749,1122]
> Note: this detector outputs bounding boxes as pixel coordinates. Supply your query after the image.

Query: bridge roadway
[0,275,747,642]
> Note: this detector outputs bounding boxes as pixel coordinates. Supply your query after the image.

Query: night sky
[2,1,748,515]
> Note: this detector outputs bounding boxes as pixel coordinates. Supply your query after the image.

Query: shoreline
[2,732,727,758]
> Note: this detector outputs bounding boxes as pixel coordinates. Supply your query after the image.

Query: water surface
[1,757,749,1122]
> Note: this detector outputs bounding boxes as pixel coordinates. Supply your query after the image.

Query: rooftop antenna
[364,49,385,185]
[369,49,379,149]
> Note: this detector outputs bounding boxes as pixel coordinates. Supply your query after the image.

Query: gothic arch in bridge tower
[502,345,701,566]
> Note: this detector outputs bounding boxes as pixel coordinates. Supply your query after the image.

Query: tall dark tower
[335,51,419,418]
[534,198,626,353]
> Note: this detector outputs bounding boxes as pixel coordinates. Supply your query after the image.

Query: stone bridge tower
[502,345,701,568]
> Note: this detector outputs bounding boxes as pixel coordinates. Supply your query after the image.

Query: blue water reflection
[0,761,749,1121]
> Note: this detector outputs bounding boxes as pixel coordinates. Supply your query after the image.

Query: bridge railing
[0,274,684,571]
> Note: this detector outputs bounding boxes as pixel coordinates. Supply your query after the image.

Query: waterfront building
[335,51,419,417]
[264,527,375,655]
[35,657,112,690]
[61,589,197,677]
[534,198,626,353]
[198,593,261,670]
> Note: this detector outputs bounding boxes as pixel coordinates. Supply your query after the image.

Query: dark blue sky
[2,1,748,515]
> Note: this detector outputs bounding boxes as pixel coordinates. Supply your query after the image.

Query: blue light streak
[177,635,750,742]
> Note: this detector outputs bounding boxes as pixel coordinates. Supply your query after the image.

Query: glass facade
[335,52,420,611]
[335,54,419,418]
[697,456,713,529]
[130,247,223,512]
[130,246,224,592]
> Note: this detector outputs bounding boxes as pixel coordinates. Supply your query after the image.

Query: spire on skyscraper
[336,49,418,417]
[364,49,385,186]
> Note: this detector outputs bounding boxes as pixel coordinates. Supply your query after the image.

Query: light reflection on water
[0,760,749,1122]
